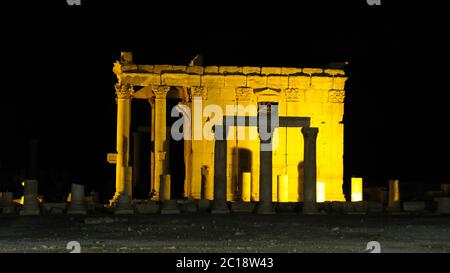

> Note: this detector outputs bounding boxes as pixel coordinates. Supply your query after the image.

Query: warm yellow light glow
[113,59,347,202]
[316,181,326,203]
[241,172,251,202]
[351,177,363,202]
[277,175,289,202]
[389,179,400,202]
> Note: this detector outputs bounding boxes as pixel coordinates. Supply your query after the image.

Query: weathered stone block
[201,75,225,87]
[246,75,267,89]
[154,64,175,73]
[242,66,261,75]
[186,66,204,74]
[261,67,282,75]
[281,67,303,75]
[204,66,219,74]
[224,75,247,88]
[324,69,345,76]
[219,66,243,74]
[311,76,334,90]
[302,68,323,75]
[288,75,310,89]
[267,75,289,89]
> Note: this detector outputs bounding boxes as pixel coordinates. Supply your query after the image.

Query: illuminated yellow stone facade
[113,52,347,203]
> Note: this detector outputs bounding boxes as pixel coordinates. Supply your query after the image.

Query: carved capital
[284,88,302,102]
[152,85,170,99]
[189,86,207,100]
[301,127,319,141]
[235,87,254,102]
[115,84,135,99]
[328,89,345,103]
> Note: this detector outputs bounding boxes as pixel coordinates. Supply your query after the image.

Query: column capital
[152,85,171,99]
[301,127,319,140]
[115,84,135,99]
[189,86,207,100]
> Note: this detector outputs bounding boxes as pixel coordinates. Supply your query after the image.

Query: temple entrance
[167,97,185,199]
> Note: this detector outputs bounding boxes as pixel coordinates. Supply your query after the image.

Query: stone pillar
[256,139,274,214]
[114,84,133,202]
[151,85,170,200]
[67,183,87,215]
[242,172,251,202]
[160,175,180,214]
[256,104,276,215]
[301,127,319,215]
[388,179,401,211]
[351,177,363,202]
[211,125,229,214]
[20,179,40,216]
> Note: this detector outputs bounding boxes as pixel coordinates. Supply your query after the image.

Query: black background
[1,0,449,200]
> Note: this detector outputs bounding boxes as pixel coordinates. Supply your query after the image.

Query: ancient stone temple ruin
[111,52,347,213]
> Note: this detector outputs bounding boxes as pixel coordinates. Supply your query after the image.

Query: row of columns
[211,125,319,214]
[114,84,170,202]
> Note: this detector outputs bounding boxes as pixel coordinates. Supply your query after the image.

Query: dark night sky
[1,1,449,198]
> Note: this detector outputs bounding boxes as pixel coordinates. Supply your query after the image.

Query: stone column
[114,84,133,202]
[301,127,319,215]
[160,175,180,214]
[20,179,40,216]
[256,106,275,214]
[256,138,274,214]
[67,183,87,215]
[388,179,401,211]
[151,85,170,200]
[211,125,229,214]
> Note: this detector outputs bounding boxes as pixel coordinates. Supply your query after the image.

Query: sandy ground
[1,213,450,253]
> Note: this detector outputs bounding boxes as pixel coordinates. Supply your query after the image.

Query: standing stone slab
[0,192,16,214]
[67,184,87,215]
[20,179,40,216]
